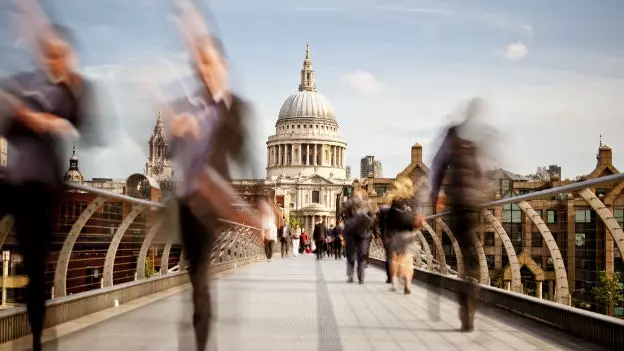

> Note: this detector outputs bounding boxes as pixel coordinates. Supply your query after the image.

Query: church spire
[155,111,164,132]
[298,43,316,92]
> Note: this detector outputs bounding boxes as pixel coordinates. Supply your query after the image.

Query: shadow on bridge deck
[39,255,603,351]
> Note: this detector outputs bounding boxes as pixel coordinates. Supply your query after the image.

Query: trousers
[384,240,392,281]
[292,238,300,256]
[450,207,480,326]
[264,240,275,259]
[346,235,370,282]
[0,181,56,351]
[179,203,214,351]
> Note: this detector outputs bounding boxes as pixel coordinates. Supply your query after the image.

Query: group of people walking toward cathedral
[261,103,486,332]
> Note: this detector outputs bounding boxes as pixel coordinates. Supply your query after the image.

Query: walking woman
[385,176,423,294]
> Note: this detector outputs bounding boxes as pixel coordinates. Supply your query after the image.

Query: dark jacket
[430,125,485,210]
[386,198,417,234]
[313,222,327,242]
[341,197,374,240]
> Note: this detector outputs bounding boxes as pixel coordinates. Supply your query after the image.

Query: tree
[145,257,157,278]
[493,275,504,289]
[592,271,624,316]
[288,214,302,229]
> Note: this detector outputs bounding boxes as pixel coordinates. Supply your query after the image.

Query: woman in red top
[301,231,311,254]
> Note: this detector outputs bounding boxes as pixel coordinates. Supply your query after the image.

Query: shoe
[386,279,392,284]
[358,280,364,285]
[404,286,411,295]
[347,276,354,284]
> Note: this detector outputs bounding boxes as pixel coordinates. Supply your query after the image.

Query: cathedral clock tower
[145,111,173,192]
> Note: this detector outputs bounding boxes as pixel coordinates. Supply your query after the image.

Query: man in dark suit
[313,216,327,260]
[0,23,99,351]
[163,6,259,349]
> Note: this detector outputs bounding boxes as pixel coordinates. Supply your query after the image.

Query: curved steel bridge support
[102,205,147,287]
[135,219,164,280]
[517,201,569,304]
[481,209,522,293]
[422,222,448,275]
[54,196,107,297]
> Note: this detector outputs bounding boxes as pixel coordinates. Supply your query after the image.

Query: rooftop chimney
[411,143,423,163]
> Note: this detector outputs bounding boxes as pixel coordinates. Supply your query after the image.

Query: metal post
[2,251,10,307]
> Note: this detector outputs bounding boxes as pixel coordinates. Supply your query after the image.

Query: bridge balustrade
[0,182,263,344]
[368,173,624,349]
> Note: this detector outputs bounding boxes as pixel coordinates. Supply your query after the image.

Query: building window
[575,209,591,223]
[547,210,556,224]
[484,232,495,246]
[375,186,388,196]
[486,255,495,268]
[312,190,320,203]
[547,257,554,271]
[615,209,624,226]
[502,203,522,223]
[596,188,608,197]
[575,233,586,247]
[532,256,543,269]
[532,233,543,247]
[535,209,542,217]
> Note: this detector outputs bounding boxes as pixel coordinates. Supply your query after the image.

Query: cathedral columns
[306,144,310,166]
[313,144,317,166]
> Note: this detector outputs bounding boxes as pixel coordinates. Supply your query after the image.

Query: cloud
[521,24,534,37]
[341,71,383,96]
[504,42,529,61]
[82,52,192,86]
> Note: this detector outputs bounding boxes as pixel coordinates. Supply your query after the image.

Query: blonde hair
[385,176,415,203]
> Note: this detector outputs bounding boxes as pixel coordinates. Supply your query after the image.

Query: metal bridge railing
[0,181,264,343]
[368,172,624,349]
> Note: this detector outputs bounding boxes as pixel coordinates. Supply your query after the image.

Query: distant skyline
[1,0,623,181]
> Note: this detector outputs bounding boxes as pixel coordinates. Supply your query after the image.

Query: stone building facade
[358,140,624,314]
[233,44,349,234]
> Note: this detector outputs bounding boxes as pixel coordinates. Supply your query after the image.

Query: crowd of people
[0,0,489,348]
[259,99,487,332]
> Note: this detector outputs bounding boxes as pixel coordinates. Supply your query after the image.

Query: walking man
[313,216,327,260]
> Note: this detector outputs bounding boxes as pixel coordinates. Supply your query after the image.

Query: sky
[1,0,624,181]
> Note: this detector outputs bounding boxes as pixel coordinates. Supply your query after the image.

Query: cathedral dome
[278,90,335,121]
[277,44,336,122]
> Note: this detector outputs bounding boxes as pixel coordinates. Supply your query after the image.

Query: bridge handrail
[426,172,624,219]
[64,182,261,230]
